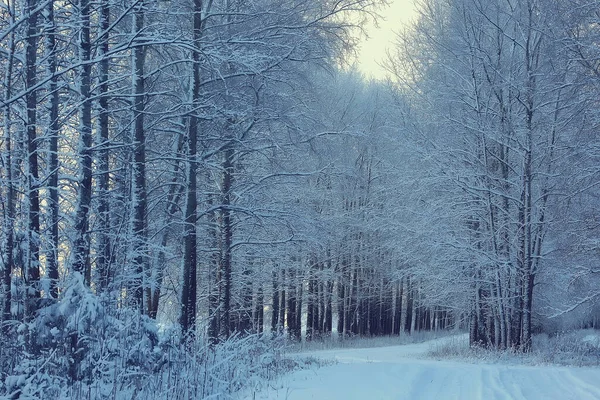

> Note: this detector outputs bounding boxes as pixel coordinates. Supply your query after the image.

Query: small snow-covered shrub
[3,352,66,399]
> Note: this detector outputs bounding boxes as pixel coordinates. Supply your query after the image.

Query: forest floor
[242,334,600,400]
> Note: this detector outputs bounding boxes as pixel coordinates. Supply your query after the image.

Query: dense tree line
[388,0,600,350]
[1,0,449,387]
[0,0,404,385]
[2,0,600,394]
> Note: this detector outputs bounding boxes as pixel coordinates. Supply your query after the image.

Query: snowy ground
[244,335,600,400]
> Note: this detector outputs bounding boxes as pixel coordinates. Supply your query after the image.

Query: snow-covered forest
[1,0,600,397]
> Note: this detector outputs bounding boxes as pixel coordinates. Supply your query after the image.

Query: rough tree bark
[1,0,17,331]
[131,0,148,314]
[46,0,60,299]
[180,0,202,338]
[96,0,112,294]
[71,0,93,285]
[25,0,41,320]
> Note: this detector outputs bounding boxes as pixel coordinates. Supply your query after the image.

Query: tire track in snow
[481,366,511,400]
[562,369,600,400]
[543,369,587,400]
[407,365,452,400]
[248,337,600,400]
[499,368,530,400]
[537,369,577,399]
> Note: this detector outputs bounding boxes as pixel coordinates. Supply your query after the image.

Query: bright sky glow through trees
[356,0,417,79]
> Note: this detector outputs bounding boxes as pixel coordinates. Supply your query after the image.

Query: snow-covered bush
[1,276,296,399]
[1,274,162,398]
[130,333,295,400]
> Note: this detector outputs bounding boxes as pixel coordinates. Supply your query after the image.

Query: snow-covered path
[249,336,600,400]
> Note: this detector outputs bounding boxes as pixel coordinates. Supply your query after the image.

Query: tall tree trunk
[218,146,234,339]
[2,0,16,332]
[68,0,92,380]
[46,0,60,300]
[520,2,540,353]
[271,268,280,333]
[279,270,286,334]
[25,0,41,321]
[393,278,403,335]
[71,0,93,285]
[306,273,314,341]
[324,279,333,335]
[286,267,297,339]
[237,264,253,333]
[207,176,220,341]
[96,0,112,294]
[337,279,345,336]
[150,133,185,319]
[520,133,534,352]
[347,268,357,334]
[315,278,323,337]
[404,277,412,334]
[254,284,264,334]
[469,306,478,347]
[180,116,198,336]
[180,0,202,338]
[295,274,303,339]
[131,1,148,314]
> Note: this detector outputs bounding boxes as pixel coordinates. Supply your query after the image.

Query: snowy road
[249,336,600,400]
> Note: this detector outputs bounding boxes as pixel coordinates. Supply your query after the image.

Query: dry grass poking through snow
[287,330,457,353]
[427,329,600,367]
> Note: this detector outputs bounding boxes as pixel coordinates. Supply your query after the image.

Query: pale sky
[356,0,417,80]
